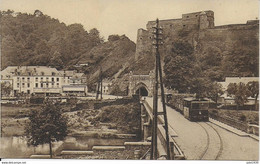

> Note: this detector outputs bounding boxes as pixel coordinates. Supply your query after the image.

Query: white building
[0,66,88,96]
[218,77,259,91]
[60,71,88,96]
[218,77,259,106]
[102,81,112,94]
[95,80,112,95]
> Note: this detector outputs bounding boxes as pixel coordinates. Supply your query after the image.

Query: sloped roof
[1,66,61,76]
[59,70,75,77]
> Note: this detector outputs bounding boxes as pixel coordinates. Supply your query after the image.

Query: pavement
[209,118,259,141]
[143,97,259,160]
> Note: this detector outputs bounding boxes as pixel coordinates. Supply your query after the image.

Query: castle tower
[199,11,209,30]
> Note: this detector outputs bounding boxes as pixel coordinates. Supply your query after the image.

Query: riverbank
[1,97,142,158]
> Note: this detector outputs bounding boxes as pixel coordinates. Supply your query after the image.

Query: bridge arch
[128,71,153,97]
[134,82,150,96]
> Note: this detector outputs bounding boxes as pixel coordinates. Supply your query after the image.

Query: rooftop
[1,66,61,76]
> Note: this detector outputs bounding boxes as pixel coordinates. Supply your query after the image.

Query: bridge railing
[209,113,248,132]
[142,100,185,160]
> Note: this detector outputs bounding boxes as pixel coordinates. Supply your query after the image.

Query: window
[22,83,25,88]
[57,78,59,82]
[57,83,59,87]
[41,72,44,76]
[52,83,54,88]
[46,77,49,81]
[22,77,25,82]
[52,77,54,82]
[17,83,19,88]
[41,83,43,88]
[41,77,43,81]
[46,83,49,88]
[36,77,38,82]
[17,77,19,80]
[52,72,55,76]
[27,83,30,88]
[36,83,38,88]
[186,16,189,18]
[27,77,30,81]
[183,25,186,27]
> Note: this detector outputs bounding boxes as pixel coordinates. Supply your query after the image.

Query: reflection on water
[74,136,137,150]
[0,136,137,158]
[0,136,62,158]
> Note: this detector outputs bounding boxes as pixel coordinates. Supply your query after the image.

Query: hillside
[0,10,104,69]
[133,12,259,95]
[81,35,136,84]
[0,10,136,88]
[1,10,258,96]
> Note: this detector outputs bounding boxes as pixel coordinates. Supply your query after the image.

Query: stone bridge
[128,71,154,97]
[140,98,185,160]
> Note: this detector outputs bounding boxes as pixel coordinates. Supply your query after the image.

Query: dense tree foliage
[25,101,68,158]
[223,48,259,77]
[0,10,104,70]
[246,81,259,110]
[1,82,12,96]
[163,41,195,93]
[163,41,219,98]
[163,33,258,100]
[227,83,251,108]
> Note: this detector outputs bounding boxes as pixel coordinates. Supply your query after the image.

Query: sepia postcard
[0,0,259,164]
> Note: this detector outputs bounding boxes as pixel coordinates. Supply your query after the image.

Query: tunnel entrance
[135,87,148,96]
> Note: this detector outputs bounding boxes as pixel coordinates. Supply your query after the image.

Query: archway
[135,86,148,96]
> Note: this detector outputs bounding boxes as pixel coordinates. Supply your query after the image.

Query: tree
[189,77,212,99]
[163,41,195,93]
[227,83,250,109]
[223,48,259,77]
[207,82,224,105]
[1,82,12,96]
[108,35,120,42]
[246,81,259,110]
[25,101,68,158]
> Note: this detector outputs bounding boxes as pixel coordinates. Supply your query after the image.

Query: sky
[0,0,259,42]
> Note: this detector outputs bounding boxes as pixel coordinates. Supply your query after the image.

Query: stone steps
[92,146,126,151]
[61,150,94,155]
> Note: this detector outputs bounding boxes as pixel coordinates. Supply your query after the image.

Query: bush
[239,115,246,122]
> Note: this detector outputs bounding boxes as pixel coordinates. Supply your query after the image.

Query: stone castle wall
[135,10,258,60]
[198,21,259,53]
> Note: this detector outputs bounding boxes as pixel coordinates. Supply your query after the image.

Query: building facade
[0,66,88,97]
[218,77,259,107]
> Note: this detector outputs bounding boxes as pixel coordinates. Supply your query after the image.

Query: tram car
[182,97,209,121]
[170,95,209,121]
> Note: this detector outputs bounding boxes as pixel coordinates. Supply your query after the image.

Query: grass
[209,108,259,125]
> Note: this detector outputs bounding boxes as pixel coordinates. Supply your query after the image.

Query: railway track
[197,122,223,160]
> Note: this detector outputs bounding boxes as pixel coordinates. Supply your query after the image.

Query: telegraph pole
[96,67,103,100]
[150,19,171,160]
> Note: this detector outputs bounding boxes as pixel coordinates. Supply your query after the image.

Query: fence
[209,113,248,132]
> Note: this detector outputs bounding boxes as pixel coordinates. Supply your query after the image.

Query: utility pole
[150,19,171,160]
[96,67,103,100]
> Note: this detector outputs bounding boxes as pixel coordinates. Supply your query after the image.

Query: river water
[0,135,137,158]
[1,101,137,158]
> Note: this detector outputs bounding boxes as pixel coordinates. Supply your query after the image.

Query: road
[79,93,123,100]
[144,97,259,160]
